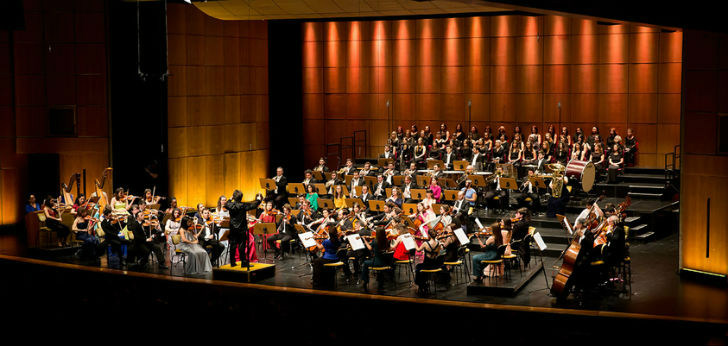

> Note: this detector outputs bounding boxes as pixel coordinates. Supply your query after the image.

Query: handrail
[353,130,367,160]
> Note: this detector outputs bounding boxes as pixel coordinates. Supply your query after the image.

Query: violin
[143,219,160,228]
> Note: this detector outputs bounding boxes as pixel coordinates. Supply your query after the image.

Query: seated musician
[471,222,511,281]
[390,225,412,262]
[385,187,403,208]
[371,202,397,226]
[461,179,477,209]
[193,202,205,220]
[381,162,398,185]
[43,197,71,247]
[265,167,288,209]
[359,162,374,177]
[312,226,342,289]
[401,175,417,203]
[442,145,456,170]
[535,151,549,173]
[470,146,485,171]
[402,162,418,179]
[421,189,438,210]
[484,168,507,210]
[359,185,372,205]
[516,170,541,210]
[164,197,178,215]
[430,164,444,180]
[414,227,444,294]
[302,169,319,187]
[305,184,319,211]
[359,227,392,291]
[457,165,475,188]
[128,207,167,269]
[259,201,279,223]
[267,204,296,260]
[199,208,225,264]
[349,171,363,198]
[372,174,390,200]
[142,188,163,206]
[428,177,442,202]
[338,220,371,279]
[110,188,134,215]
[341,158,357,176]
[380,144,395,160]
[333,185,347,209]
[297,200,317,226]
[25,194,41,214]
[546,174,570,218]
[313,157,329,173]
[324,171,342,196]
[177,216,213,275]
[72,194,86,213]
[72,207,98,259]
[452,190,467,219]
[294,194,306,209]
[97,206,128,267]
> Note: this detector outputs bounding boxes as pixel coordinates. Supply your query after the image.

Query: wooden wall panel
[303,15,682,168]
[167,4,269,207]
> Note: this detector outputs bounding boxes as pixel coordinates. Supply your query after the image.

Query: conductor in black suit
[225,190,263,267]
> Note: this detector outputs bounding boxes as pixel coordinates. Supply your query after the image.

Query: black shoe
[158,264,169,269]
[230,262,238,267]
[121,260,128,267]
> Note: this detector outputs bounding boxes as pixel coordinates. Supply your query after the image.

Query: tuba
[546,163,566,198]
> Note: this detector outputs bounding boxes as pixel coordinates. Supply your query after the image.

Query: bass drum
[565,160,596,192]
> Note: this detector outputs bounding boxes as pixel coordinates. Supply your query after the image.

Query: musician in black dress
[624,128,638,166]
[225,190,262,267]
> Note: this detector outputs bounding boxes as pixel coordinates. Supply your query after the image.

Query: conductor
[225,189,263,268]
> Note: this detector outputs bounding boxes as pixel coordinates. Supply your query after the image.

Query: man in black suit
[324,171,342,196]
[128,205,167,269]
[443,145,456,170]
[265,167,288,209]
[381,162,398,185]
[380,144,395,160]
[470,146,485,171]
[359,185,372,205]
[349,171,364,198]
[96,206,128,267]
[372,174,390,200]
[400,175,418,203]
[225,190,262,267]
[302,169,319,188]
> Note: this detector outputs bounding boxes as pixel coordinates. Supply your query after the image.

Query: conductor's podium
[213,262,276,283]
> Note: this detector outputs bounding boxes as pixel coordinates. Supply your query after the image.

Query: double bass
[550,195,604,299]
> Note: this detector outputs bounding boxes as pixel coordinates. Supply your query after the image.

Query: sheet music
[453,228,469,245]
[474,218,484,230]
[401,233,417,251]
[533,232,547,251]
[562,217,573,235]
[346,234,365,251]
[298,232,317,248]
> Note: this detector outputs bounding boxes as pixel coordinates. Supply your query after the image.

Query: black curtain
[268,21,304,182]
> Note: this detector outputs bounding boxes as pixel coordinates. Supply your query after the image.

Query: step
[619,174,668,184]
[628,183,666,191]
[541,242,568,257]
[633,231,656,241]
[629,223,649,235]
[624,216,641,226]
[624,167,668,175]
[627,191,664,199]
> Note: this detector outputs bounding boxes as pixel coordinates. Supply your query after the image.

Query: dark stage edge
[213,262,276,283]
[467,260,545,296]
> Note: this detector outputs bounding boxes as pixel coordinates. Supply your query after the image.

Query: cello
[550,195,604,299]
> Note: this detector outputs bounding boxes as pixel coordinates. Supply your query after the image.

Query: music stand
[218,229,230,242]
[385,188,393,198]
[468,174,486,188]
[342,185,350,197]
[426,159,444,169]
[312,171,324,181]
[392,175,404,186]
[378,158,394,167]
[288,197,298,206]
[259,178,277,191]
[355,186,363,197]
[410,189,427,201]
[291,209,301,217]
[438,177,457,189]
[287,183,305,195]
[416,175,430,187]
[369,200,385,213]
[402,203,418,216]
[453,160,468,171]
[500,177,518,190]
[443,190,459,201]
[313,183,327,195]
[344,175,354,186]
[254,222,277,262]
[403,216,417,229]
[530,176,548,189]
[431,204,442,214]
[364,176,377,188]
[345,198,365,209]
[318,198,334,210]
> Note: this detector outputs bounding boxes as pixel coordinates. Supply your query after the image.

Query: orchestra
[25,123,635,303]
